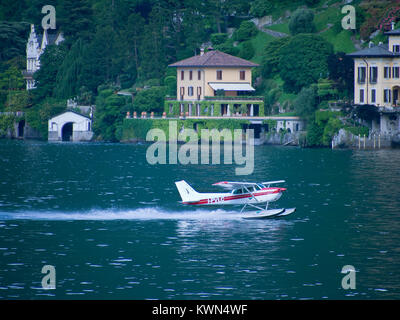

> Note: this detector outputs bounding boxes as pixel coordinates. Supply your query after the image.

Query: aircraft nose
[279,188,287,192]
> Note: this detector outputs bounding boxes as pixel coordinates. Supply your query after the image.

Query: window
[188,86,194,96]
[384,89,391,103]
[240,70,245,80]
[198,70,201,80]
[393,45,400,53]
[180,87,185,99]
[370,66,378,83]
[189,70,193,80]
[360,89,364,103]
[197,87,202,100]
[358,66,366,83]
[216,70,222,80]
[384,66,391,79]
[181,70,184,80]
[371,89,376,103]
[393,66,400,78]
[232,189,243,195]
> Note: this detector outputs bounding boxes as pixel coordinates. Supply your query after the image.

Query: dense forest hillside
[1,0,400,142]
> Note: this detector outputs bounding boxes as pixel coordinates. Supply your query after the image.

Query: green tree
[55,38,86,99]
[238,40,255,60]
[321,117,342,146]
[214,40,240,56]
[205,0,250,33]
[126,12,145,80]
[164,76,177,96]
[250,0,273,18]
[132,86,167,114]
[306,121,323,147]
[261,37,290,77]
[293,86,318,120]
[233,21,258,42]
[279,34,333,92]
[288,8,316,35]
[25,97,66,139]
[0,65,25,91]
[327,52,354,98]
[138,5,167,82]
[211,33,228,46]
[57,0,93,45]
[0,21,29,64]
[94,89,127,141]
[33,44,68,100]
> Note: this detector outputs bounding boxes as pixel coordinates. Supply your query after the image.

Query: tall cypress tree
[57,0,93,45]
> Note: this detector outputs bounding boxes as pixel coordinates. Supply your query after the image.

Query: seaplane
[175,180,296,219]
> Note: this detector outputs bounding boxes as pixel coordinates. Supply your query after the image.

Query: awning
[208,82,255,91]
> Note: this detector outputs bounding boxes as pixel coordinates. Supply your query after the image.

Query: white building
[48,111,93,142]
[23,24,64,90]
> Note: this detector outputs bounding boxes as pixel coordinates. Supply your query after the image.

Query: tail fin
[175,180,200,202]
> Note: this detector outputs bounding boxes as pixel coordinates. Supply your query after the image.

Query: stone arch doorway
[18,120,25,138]
[61,122,73,141]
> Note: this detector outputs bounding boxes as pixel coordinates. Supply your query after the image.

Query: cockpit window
[232,188,243,195]
[257,184,265,189]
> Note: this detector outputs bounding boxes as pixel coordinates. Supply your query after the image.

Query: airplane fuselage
[182,187,286,205]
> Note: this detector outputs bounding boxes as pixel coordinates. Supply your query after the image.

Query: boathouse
[48,111,93,142]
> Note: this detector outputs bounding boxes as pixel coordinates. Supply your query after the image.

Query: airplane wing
[261,180,285,186]
[212,181,258,189]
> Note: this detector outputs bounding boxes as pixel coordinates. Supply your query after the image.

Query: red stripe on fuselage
[182,188,286,205]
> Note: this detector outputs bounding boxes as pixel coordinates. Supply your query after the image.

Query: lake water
[0,139,399,299]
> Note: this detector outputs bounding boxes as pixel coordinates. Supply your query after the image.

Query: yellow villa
[165,48,264,117]
[348,28,400,107]
[348,25,400,135]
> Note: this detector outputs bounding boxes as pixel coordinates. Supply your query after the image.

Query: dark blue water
[0,140,399,299]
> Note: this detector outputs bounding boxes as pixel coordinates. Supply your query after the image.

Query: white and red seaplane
[175,180,296,219]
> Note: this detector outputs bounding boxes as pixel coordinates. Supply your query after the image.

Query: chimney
[369,41,374,48]
[392,21,395,30]
[200,48,204,56]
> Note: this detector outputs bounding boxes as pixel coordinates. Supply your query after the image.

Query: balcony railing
[165,96,264,102]
[204,96,264,101]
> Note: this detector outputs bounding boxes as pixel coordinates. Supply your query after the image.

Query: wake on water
[0,207,249,221]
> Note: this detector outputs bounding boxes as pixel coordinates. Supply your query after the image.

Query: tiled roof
[47,32,59,45]
[37,30,61,48]
[169,50,259,67]
[347,44,399,57]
